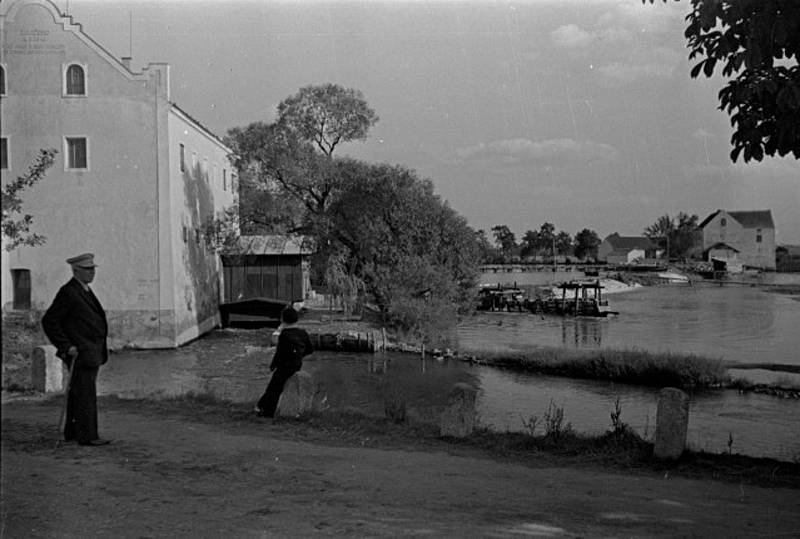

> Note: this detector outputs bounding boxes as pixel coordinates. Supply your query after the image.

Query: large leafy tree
[2,148,56,251]
[277,83,379,158]
[648,0,800,161]
[326,159,481,328]
[226,83,379,231]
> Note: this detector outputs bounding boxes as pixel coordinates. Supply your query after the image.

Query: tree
[648,0,800,162]
[555,231,573,256]
[573,229,601,261]
[226,84,379,230]
[226,121,329,223]
[643,212,700,260]
[325,160,481,329]
[672,212,701,260]
[491,225,517,253]
[474,229,494,263]
[277,83,379,158]
[520,230,539,259]
[537,222,556,259]
[2,148,56,251]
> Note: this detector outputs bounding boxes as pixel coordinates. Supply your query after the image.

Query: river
[469,270,800,384]
[96,270,800,462]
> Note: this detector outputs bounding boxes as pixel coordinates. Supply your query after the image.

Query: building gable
[700,209,774,230]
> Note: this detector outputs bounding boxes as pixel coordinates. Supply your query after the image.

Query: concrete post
[654,387,689,460]
[440,383,478,438]
[30,345,65,393]
[276,371,315,418]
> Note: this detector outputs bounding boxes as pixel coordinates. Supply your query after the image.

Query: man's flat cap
[66,253,97,268]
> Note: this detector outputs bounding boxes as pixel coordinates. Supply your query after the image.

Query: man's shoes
[79,438,111,446]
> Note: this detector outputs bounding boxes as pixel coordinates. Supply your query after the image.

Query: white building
[1,0,238,348]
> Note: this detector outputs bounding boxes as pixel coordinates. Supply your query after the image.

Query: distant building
[597,234,657,265]
[699,210,776,270]
[776,245,800,273]
[1,0,237,347]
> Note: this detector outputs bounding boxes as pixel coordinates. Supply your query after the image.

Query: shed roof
[705,242,740,253]
[700,210,774,229]
[226,235,313,255]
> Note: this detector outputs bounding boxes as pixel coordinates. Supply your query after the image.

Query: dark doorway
[11,269,31,310]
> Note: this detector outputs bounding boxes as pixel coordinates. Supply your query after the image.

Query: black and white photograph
[2,0,799,536]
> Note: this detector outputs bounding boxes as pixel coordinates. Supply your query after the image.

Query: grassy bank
[97,392,800,488]
[458,345,728,390]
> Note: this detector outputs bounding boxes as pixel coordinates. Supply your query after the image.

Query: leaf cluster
[1,148,57,251]
[648,0,800,161]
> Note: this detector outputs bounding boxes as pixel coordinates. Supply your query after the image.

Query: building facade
[699,210,776,270]
[597,233,657,265]
[1,0,237,347]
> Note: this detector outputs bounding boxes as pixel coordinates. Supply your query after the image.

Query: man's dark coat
[42,278,108,368]
[42,278,108,442]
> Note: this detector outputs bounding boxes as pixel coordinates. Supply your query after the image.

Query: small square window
[66,137,87,169]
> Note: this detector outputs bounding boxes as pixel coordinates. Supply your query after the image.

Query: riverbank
[2,393,798,538]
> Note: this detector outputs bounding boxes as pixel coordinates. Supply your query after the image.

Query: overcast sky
[63,0,800,243]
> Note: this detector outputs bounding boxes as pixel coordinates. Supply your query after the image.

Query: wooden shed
[221,235,312,305]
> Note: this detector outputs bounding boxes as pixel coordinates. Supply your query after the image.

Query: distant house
[597,234,657,265]
[699,210,776,270]
[776,245,800,273]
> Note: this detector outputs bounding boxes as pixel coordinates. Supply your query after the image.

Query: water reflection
[560,318,604,347]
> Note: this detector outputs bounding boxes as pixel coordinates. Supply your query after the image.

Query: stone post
[276,371,315,418]
[30,345,65,393]
[654,387,689,460]
[440,383,478,438]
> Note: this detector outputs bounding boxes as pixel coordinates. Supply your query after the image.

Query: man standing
[42,253,110,446]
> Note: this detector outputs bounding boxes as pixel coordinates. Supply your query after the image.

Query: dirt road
[2,396,799,538]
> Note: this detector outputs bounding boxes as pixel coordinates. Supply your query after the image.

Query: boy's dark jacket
[270,326,313,371]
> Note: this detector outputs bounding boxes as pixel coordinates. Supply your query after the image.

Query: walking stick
[56,354,77,446]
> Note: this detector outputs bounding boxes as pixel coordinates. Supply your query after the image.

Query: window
[179,143,185,172]
[720,218,726,227]
[65,137,87,169]
[756,229,762,243]
[0,65,6,96]
[65,64,85,95]
[231,173,237,193]
[223,169,227,191]
[0,138,8,169]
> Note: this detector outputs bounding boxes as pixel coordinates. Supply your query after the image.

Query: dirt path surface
[2,397,799,539]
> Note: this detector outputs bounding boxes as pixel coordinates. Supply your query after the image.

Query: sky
[61,0,799,243]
